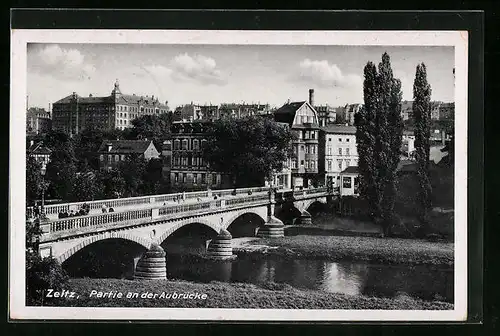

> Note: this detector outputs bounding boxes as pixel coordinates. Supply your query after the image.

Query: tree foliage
[355,52,404,236]
[202,116,295,187]
[95,169,126,199]
[130,113,173,149]
[44,131,78,200]
[26,156,43,206]
[413,63,433,228]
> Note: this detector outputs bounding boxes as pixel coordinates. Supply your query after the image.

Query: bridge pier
[206,229,235,260]
[295,210,312,225]
[257,216,285,238]
[134,243,167,280]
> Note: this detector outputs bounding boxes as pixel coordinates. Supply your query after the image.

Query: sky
[27,43,455,110]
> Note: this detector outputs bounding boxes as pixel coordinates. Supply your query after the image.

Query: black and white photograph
[10,28,468,321]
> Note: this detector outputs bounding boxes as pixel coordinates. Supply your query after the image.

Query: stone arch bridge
[34,187,329,278]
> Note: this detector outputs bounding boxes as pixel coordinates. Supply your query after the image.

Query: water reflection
[166,255,453,303]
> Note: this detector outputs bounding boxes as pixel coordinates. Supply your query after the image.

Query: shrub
[26,251,69,306]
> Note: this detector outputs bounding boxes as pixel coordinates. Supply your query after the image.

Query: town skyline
[27,43,455,111]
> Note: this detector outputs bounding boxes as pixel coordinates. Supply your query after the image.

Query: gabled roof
[320,124,356,134]
[341,166,359,174]
[27,141,52,155]
[273,101,307,125]
[97,140,156,154]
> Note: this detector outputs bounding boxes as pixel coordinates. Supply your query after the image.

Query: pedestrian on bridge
[102,204,108,213]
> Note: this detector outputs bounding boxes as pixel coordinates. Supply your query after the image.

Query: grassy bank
[41,278,453,310]
[234,235,454,266]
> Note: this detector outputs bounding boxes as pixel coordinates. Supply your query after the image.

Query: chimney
[309,89,315,106]
[89,93,93,97]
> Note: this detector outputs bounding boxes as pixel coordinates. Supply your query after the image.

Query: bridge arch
[155,218,220,245]
[223,209,267,230]
[58,232,151,264]
[303,197,328,212]
[224,209,267,238]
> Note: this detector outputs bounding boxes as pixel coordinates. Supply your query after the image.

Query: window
[339,138,342,142]
[311,161,315,169]
[115,155,119,162]
[193,139,199,150]
[301,145,305,152]
[100,155,104,162]
[121,155,125,161]
[327,160,332,170]
[305,146,309,154]
[346,159,351,167]
[300,160,304,166]
[202,173,206,183]
[338,148,342,155]
[174,173,179,183]
[311,146,316,154]
[292,160,297,169]
[174,157,180,166]
[305,160,309,169]
[193,174,198,184]
[181,139,188,150]
[338,160,343,170]
[305,131,309,139]
[328,147,332,155]
[346,138,350,142]
[346,148,350,155]
[108,155,112,162]
[311,131,315,139]
[343,177,352,188]
[212,173,217,184]
[174,140,180,150]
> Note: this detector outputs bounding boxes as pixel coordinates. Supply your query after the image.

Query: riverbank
[232,235,454,266]
[42,278,453,310]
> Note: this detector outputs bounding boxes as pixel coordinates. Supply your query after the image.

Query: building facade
[27,140,52,175]
[168,121,231,191]
[274,91,320,188]
[318,125,358,191]
[438,102,455,121]
[52,81,169,135]
[342,103,362,125]
[26,107,52,135]
[401,130,416,159]
[97,139,160,171]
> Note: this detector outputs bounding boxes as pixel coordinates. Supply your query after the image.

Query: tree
[129,113,173,149]
[26,156,43,206]
[96,169,126,199]
[72,169,99,201]
[44,133,78,201]
[142,158,164,195]
[413,63,433,230]
[202,116,295,188]
[355,52,403,236]
[118,155,148,197]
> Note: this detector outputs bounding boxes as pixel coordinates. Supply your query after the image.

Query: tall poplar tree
[413,63,432,229]
[355,52,403,236]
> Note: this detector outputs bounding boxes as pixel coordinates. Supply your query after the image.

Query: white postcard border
[10,29,468,321]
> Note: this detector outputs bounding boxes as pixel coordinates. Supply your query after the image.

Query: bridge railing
[43,191,271,236]
[50,208,153,233]
[28,186,271,219]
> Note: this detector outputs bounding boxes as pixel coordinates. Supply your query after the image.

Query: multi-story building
[430,101,442,120]
[342,103,362,125]
[318,125,358,190]
[27,140,52,175]
[438,102,455,121]
[401,100,413,121]
[97,139,160,171]
[167,121,232,191]
[173,103,220,122]
[52,80,169,135]
[218,103,271,119]
[26,107,52,135]
[401,130,416,159]
[274,90,320,188]
[315,105,337,126]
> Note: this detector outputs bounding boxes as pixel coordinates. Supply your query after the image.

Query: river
[166,254,453,303]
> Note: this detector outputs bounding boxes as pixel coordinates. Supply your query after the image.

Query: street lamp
[39,170,49,221]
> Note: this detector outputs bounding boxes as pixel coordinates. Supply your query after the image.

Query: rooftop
[97,140,156,154]
[320,124,357,134]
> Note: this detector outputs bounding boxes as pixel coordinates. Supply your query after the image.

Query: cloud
[136,53,227,86]
[31,45,96,80]
[293,59,362,89]
[170,53,227,85]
